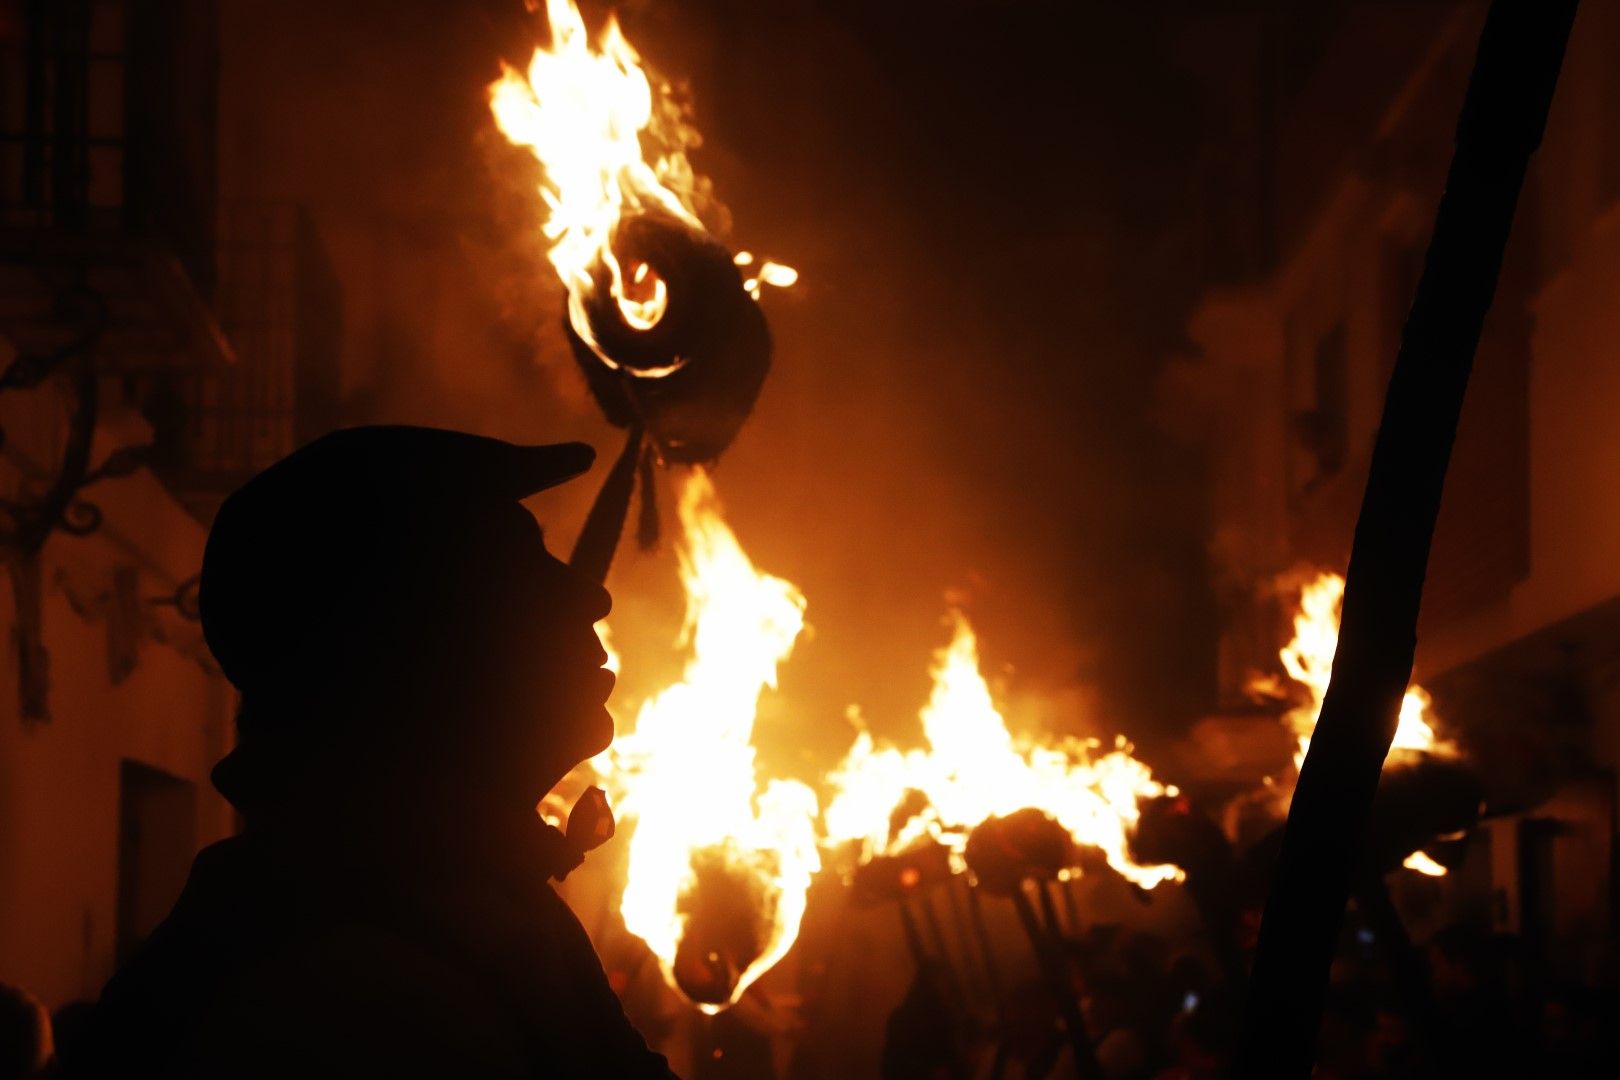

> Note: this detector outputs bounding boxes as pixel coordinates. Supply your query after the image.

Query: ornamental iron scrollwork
[0,285,154,720]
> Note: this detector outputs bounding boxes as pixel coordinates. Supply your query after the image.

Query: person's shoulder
[182,919,529,1078]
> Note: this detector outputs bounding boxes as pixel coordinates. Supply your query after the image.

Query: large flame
[595,472,820,1013]
[1268,572,1456,771]
[489,0,792,362]
[824,613,1183,889]
[1260,571,1459,877]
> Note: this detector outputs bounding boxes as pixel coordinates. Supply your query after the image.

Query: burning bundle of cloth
[1247,571,1479,879]
[491,0,811,1016]
[590,473,820,1013]
[489,0,795,468]
[819,616,1186,1071]
[823,613,1183,906]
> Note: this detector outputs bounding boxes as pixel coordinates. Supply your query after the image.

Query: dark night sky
[219,0,1265,780]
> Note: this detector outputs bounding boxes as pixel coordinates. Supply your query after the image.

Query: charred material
[1362,758,1482,875]
[671,843,775,1009]
[963,809,1075,897]
[850,840,955,907]
[568,211,771,466]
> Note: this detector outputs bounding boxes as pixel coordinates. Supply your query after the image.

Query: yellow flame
[1260,571,1458,877]
[490,0,793,359]
[824,613,1183,889]
[595,620,621,676]
[596,471,819,1012]
[1270,572,1457,771]
[1401,850,1448,877]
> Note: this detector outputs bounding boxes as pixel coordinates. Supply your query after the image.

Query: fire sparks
[1266,572,1457,771]
[489,0,793,365]
[734,251,799,300]
[824,613,1183,890]
[594,471,820,1013]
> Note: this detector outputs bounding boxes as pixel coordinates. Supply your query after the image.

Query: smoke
[217,0,1219,778]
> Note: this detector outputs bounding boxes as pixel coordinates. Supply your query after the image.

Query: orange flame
[824,613,1183,889]
[1401,850,1449,877]
[1259,571,1459,876]
[594,472,819,1013]
[1266,572,1457,770]
[489,0,793,364]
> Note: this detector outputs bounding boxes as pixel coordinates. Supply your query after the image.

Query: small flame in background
[823,613,1184,890]
[1256,571,1460,876]
[1262,572,1457,770]
[594,472,820,1013]
[489,0,793,360]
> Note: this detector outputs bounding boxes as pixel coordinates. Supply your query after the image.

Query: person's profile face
[458,507,615,797]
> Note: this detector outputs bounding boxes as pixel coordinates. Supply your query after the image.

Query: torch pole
[944,880,990,1007]
[1010,885,1101,1080]
[897,898,931,967]
[1037,881,1067,941]
[1061,878,1082,936]
[569,425,645,584]
[966,883,1007,1011]
[1235,2,1577,1075]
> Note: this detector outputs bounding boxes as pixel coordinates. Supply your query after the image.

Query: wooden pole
[1235,3,1578,1074]
[1010,886,1100,1080]
[569,425,644,583]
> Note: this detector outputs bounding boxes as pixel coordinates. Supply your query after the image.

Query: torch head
[569,211,772,464]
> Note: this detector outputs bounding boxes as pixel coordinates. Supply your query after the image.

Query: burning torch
[488,0,795,585]
[490,0,809,1021]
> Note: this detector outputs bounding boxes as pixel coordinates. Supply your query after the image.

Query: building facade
[1167,2,1620,976]
[0,0,336,1006]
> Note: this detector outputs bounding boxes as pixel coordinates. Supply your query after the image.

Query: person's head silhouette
[199,426,614,827]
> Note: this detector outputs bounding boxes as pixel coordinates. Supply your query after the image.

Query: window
[0,0,128,228]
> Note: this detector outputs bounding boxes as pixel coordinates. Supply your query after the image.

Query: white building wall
[0,390,235,1009]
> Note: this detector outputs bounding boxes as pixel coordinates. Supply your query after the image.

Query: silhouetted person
[73,427,675,1077]
[0,982,51,1080]
[49,1002,96,1075]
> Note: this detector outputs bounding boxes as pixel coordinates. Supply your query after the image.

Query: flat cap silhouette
[200,425,594,694]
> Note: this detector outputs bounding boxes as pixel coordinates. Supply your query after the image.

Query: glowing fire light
[823,613,1183,890]
[489,0,793,366]
[734,251,799,300]
[1266,572,1457,770]
[1259,571,1460,876]
[1401,850,1448,877]
[595,620,620,675]
[595,472,819,1013]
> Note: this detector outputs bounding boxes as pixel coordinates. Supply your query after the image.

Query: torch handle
[1010,886,1101,1080]
[569,425,645,584]
[1236,2,1578,1074]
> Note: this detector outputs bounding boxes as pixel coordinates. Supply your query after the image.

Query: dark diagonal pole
[1235,2,1577,1075]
